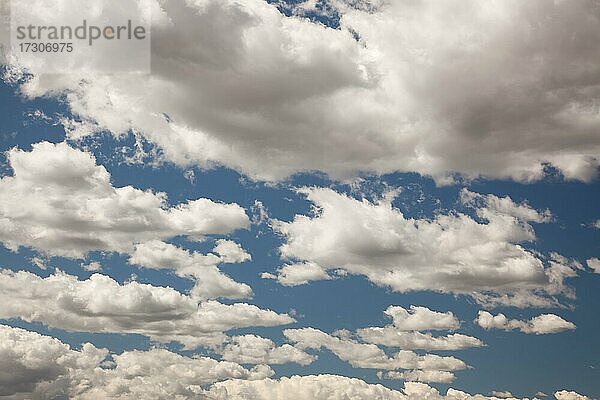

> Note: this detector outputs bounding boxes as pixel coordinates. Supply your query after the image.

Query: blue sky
[0,1,599,399]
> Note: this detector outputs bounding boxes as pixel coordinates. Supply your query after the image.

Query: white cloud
[7,0,600,183]
[475,311,576,335]
[356,305,482,351]
[219,335,316,366]
[382,306,460,331]
[380,370,456,384]
[261,262,332,286]
[0,269,293,348]
[358,329,482,351]
[213,239,251,264]
[206,376,590,400]
[129,240,252,300]
[0,142,250,258]
[554,391,590,400]
[586,258,600,274]
[491,391,514,399]
[283,328,467,372]
[274,187,575,307]
[207,375,409,400]
[1,325,591,400]
[0,324,272,400]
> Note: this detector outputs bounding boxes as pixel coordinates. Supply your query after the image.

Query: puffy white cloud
[1,325,591,400]
[275,187,574,307]
[0,324,272,400]
[213,239,251,264]
[382,306,460,331]
[261,262,332,286]
[358,329,482,352]
[219,335,316,366]
[492,391,516,399]
[129,240,252,300]
[554,391,590,400]
[475,311,576,335]
[205,376,590,400]
[0,270,294,348]
[7,0,600,183]
[0,142,250,258]
[356,305,482,351]
[0,324,106,398]
[379,370,456,384]
[283,328,467,372]
[586,258,600,274]
[207,374,408,400]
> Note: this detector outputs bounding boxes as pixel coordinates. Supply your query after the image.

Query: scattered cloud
[274,187,575,307]
[129,240,252,300]
[586,258,600,274]
[261,262,332,286]
[554,391,590,400]
[283,327,467,372]
[379,370,456,384]
[0,324,272,399]
[475,311,576,335]
[219,335,317,366]
[0,269,294,348]
[0,142,250,258]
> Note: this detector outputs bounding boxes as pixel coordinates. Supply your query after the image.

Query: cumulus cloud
[261,262,332,286]
[381,306,460,331]
[274,187,575,307]
[355,305,482,351]
[0,324,271,400]
[475,311,576,335]
[554,391,590,400]
[283,328,467,372]
[6,0,600,183]
[129,240,252,300]
[0,142,250,258]
[586,258,600,274]
[219,335,316,366]
[206,376,590,400]
[0,269,293,348]
[379,370,456,384]
[0,325,591,400]
[213,239,251,264]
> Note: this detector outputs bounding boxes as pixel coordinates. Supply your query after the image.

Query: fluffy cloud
[129,240,252,300]
[356,305,482,351]
[283,328,467,372]
[0,269,293,348]
[207,375,408,400]
[7,0,600,183]
[554,391,590,400]
[586,258,600,274]
[206,376,589,400]
[0,325,591,400]
[380,306,460,331]
[379,370,456,384]
[0,142,249,258]
[475,311,576,335]
[213,239,251,264]
[275,187,575,307]
[261,262,331,286]
[358,330,482,352]
[0,324,271,400]
[219,335,316,366]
